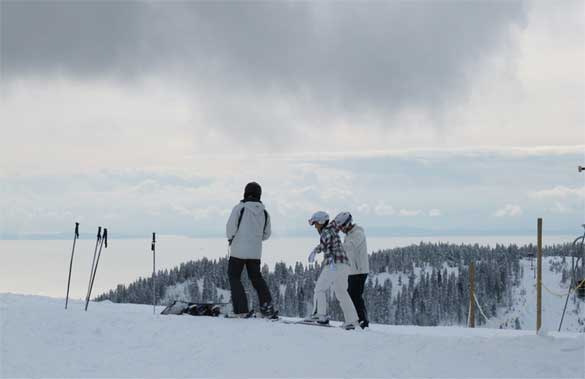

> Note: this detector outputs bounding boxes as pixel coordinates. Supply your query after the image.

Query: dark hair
[243,182,262,201]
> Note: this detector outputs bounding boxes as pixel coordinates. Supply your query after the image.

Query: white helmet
[308,211,329,226]
[333,212,353,229]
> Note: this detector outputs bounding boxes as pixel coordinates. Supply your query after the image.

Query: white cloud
[549,202,573,214]
[429,209,442,217]
[494,204,523,217]
[530,186,585,200]
[374,202,395,216]
[399,209,422,217]
[356,204,371,215]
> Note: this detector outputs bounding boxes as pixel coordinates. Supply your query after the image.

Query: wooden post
[536,218,542,334]
[469,261,475,328]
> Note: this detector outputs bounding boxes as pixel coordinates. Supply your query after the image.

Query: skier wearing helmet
[333,211,370,329]
[307,211,359,330]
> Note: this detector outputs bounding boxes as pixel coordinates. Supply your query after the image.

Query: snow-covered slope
[487,258,585,332]
[1,293,583,378]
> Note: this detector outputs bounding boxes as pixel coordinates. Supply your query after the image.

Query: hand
[308,250,317,263]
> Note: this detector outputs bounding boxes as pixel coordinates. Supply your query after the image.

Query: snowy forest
[96,242,580,327]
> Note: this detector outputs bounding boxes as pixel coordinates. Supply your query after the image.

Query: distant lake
[0,235,575,299]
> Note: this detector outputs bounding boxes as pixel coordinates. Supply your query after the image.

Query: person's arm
[311,243,323,255]
[310,233,327,256]
[343,235,358,271]
[352,232,367,272]
[262,211,271,241]
[226,204,241,243]
[316,229,334,256]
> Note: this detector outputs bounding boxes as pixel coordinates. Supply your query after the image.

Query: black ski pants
[228,256,272,314]
[348,273,368,323]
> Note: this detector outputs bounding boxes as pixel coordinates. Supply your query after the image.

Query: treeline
[96,242,573,327]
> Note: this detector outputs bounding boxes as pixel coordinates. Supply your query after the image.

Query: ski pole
[151,232,156,314]
[85,227,102,309]
[85,228,107,311]
[65,222,80,309]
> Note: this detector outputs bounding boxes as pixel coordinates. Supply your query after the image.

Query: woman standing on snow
[226,182,277,318]
[307,211,359,330]
[333,212,370,329]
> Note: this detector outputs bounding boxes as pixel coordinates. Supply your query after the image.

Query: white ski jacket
[343,225,369,275]
[226,201,271,260]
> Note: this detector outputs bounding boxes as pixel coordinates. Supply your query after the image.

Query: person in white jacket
[333,212,370,328]
[226,182,276,318]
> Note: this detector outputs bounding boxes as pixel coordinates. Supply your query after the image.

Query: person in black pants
[333,212,370,328]
[227,257,272,316]
[348,274,368,327]
[226,182,276,318]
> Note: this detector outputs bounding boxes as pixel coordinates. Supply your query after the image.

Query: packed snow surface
[1,294,583,378]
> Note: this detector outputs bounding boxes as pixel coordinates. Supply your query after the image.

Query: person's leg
[356,273,368,325]
[349,274,367,323]
[245,259,272,307]
[347,274,360,319]
[333,265,359,324]
[228,257,248,314]
[314,265,335,318]
[304,289,318,321]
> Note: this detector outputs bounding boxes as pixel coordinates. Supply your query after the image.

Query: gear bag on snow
[160,300,228,317]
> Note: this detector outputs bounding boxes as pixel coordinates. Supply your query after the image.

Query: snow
[160,279,194,303]
[162,279,230,305]
[487,258,585,332]
[372,262,459,296]
[1,293,583,378]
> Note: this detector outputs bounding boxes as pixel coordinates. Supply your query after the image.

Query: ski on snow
[280,319,334,328]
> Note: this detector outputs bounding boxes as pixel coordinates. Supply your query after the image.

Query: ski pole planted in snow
[536,218,542,334]
[85,227,102,309]
[65,222,80,309]
[85,228,107,311]
[151,232,156,314]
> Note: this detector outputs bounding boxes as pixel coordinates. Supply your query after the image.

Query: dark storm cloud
[1,1,151,78]
[1,1,527,114]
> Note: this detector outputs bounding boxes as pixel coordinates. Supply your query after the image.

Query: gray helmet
[308,211,329,226]
[333,212,353,229]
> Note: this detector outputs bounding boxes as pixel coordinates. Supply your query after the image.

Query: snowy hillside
[1,293,583,378]
[367,257,585,331]
[487,258,585,332]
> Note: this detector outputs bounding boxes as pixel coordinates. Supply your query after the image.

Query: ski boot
[226,310,255,318]
[311,315,330,326]
[316,317,330,326]
[341,321,359,330]
[260,303,279,320]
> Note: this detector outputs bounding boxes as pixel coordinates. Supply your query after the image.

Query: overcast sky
[1,0,583,238]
